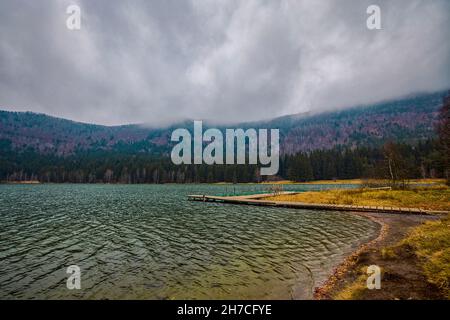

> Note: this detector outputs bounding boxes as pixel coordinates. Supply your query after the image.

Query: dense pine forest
[1,90,449,184]
[0,138,446,183]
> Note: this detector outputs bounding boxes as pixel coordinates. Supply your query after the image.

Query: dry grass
[332,215,450,300]
[260,179,364,185]
[259,178,446,185]
[401,215,450,299]
[266,186,450,211]
[333,273,368,300]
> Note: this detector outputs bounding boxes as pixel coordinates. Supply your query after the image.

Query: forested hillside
[1,91,446,155]
[0,90,448,183]
[0,138,445,183]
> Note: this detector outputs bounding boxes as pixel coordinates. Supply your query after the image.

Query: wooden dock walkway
[187,193,449,215]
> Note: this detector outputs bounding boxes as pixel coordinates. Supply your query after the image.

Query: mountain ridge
[0,90,447,156]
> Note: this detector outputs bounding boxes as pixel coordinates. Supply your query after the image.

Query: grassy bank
[266,186,450,212]
[333,214,450,300]
[400,215,450,298]
[266,185,449,299]
[260,178,446,185]
[260,179,364,185]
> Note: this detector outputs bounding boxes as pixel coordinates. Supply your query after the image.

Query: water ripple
[0,184,379,299]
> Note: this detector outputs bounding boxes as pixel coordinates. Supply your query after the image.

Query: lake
[0,184,379,299]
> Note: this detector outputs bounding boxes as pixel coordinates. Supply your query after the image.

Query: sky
[0,0,449,126]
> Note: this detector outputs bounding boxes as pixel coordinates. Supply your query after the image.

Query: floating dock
[187,193,448,215]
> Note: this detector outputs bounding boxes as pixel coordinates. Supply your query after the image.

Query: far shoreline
[1,178,446,186]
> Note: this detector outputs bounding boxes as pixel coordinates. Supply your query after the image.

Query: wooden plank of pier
[187,194,449,215]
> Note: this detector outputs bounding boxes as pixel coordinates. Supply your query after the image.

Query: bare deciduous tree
[383,141,408,188]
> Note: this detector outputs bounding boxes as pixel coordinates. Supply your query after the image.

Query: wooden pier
[187,193,448,215]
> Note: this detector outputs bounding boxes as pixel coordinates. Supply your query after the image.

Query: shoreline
[188,194,447,215]
[189,187,448,299]
[313,212,389,299]
[313,211,441,299]
[1,178,446,186]
[188,190,448,299]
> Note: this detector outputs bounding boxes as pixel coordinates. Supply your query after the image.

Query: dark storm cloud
[0,0,449,126]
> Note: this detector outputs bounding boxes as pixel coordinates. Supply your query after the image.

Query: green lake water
[0,184,379,299]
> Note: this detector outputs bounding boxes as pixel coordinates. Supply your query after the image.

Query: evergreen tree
[437,92,450,184]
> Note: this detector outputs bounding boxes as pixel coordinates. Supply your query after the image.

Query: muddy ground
[314,212,445,300]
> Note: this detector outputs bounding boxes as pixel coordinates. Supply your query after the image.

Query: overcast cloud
[0,0,449,126]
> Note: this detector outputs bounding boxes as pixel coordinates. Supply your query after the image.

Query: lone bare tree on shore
[383,141,408,188]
